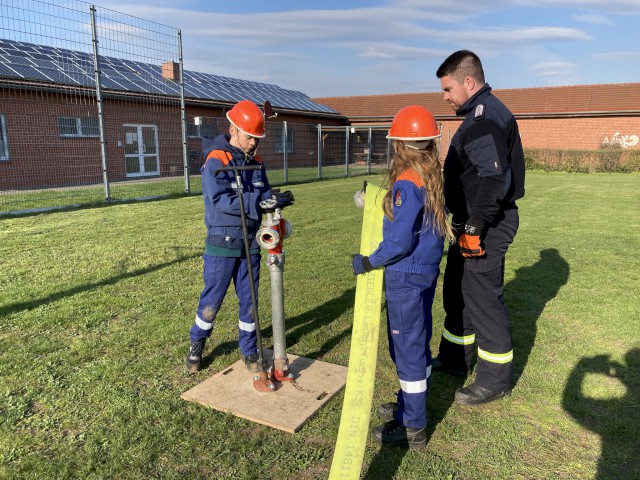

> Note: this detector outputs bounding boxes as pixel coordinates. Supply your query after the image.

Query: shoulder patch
[474,104,485,121]
[394,188,404,207]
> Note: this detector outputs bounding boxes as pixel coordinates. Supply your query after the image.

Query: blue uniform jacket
[368,169,444,275]
[201,134,273,250]
[444,83,525,230]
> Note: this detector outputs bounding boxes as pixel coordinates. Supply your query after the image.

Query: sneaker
[372,420,426,449]
[243,353,262,373]
[377,402,398,422]
[186,338,206,373]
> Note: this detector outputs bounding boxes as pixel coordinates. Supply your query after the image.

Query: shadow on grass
[507,247,570,386]
[0,248,201,317]
[563,348,640,480]
[261,287,356,359]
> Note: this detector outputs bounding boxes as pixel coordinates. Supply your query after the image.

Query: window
[187,119,215,138]
[275,126,294,154]
[0,114,8,161]
[58,116,100,137]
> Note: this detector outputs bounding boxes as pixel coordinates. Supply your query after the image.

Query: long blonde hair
[382,140,454,243]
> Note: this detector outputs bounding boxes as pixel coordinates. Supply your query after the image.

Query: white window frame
[58,116,100,138]
[0,114,8,161]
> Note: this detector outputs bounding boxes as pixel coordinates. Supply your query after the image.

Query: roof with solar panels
[0,38,338,116]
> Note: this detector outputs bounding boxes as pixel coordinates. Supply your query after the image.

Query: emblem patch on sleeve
[394,188,404,207]
[474,104,485,120]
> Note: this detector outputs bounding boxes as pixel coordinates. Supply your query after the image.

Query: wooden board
[181,350,347,433]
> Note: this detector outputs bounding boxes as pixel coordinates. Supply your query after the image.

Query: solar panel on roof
[0,37,337,114]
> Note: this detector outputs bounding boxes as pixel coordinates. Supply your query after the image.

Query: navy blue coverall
[367,169,445,429]
[189,134,274,358]
[436,83,526,392]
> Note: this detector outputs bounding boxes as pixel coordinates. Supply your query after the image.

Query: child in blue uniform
[186,100,294,374]
[352,105,453,448]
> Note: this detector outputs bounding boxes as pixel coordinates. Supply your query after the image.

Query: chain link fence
[0,0,390,215]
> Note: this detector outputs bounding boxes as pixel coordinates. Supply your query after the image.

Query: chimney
[162,61,180,81]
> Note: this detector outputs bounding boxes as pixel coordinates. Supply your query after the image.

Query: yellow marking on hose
[329,185,386,480]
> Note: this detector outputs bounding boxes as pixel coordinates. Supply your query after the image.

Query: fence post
[345,126,350,177]
[90,5,110,201]
[178,31,190,193]
[367,127,372,174]
[283,120,289,183]
[317,123,322,180]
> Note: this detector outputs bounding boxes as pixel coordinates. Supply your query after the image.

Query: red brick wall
[437,116,640,162]
[0,88,345,190]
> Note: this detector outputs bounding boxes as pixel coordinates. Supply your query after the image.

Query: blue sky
[94,0,640,97]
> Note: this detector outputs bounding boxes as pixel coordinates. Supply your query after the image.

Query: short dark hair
[436,50,485,84]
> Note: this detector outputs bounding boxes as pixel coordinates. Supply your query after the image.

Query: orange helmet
[387,105,440,148]
[226,100,266,138]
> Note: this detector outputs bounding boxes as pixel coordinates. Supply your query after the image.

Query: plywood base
[180,350,347,433]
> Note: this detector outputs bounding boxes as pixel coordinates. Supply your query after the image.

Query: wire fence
[0,0,391,215]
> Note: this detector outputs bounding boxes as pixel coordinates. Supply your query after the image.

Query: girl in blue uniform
[352,105,453,448]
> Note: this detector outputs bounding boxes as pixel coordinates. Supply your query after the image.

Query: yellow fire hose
[329,184,387,480]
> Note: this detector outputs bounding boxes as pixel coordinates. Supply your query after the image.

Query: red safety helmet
[387,105,440,148]
[226,100,266,138]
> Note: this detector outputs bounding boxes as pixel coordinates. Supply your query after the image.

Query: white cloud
[592,51,640,60]
[572,13,614,25]
[529,61,579,78]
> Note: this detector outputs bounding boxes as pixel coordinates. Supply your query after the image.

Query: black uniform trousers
[437,207,519,391]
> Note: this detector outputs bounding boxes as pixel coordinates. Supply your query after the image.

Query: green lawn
[1,172,639,479]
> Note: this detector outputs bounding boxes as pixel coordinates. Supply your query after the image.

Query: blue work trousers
[190,253,261,357]
[385,269,438,429]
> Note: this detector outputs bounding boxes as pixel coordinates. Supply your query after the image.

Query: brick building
[0,39,346,191]
[314,83,640,160]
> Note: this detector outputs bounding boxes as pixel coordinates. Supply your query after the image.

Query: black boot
[377,402,398,422]
[186,338,206,373]
[454,382,511,405]
[372,420,426,449]
[431,357,468,377]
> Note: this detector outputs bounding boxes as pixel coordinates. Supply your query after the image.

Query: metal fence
[0,0,391,215]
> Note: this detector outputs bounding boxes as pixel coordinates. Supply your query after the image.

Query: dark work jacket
[444,83,525,230]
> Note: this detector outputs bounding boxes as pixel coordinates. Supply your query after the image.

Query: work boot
[454,382,511,406]
[431,357,468,377]
[372,420,426,449]
[186,338,206,373]
[377,402,398,422]
[243,353,262,373]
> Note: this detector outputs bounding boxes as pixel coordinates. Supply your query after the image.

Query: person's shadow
[563,348,640,479]
[508,248,570,386]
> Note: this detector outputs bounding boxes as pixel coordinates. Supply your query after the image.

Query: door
[123,124,159,177]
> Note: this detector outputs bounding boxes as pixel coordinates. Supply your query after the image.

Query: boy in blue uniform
[352,106,453,448]
[186,100,294,374]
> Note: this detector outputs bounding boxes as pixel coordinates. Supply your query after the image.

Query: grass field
[1,172,639,479]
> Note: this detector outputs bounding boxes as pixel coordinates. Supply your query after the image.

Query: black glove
[273,189,295,209]
[352,254,374,275]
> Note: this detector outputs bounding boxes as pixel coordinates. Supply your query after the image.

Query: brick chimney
[161,61,180,81]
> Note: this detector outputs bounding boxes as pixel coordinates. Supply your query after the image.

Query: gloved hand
[352,254,374,275]
[272,189,295,209]
[458,224,485,258]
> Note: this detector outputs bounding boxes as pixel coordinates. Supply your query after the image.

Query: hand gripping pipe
[257,199,293,382]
